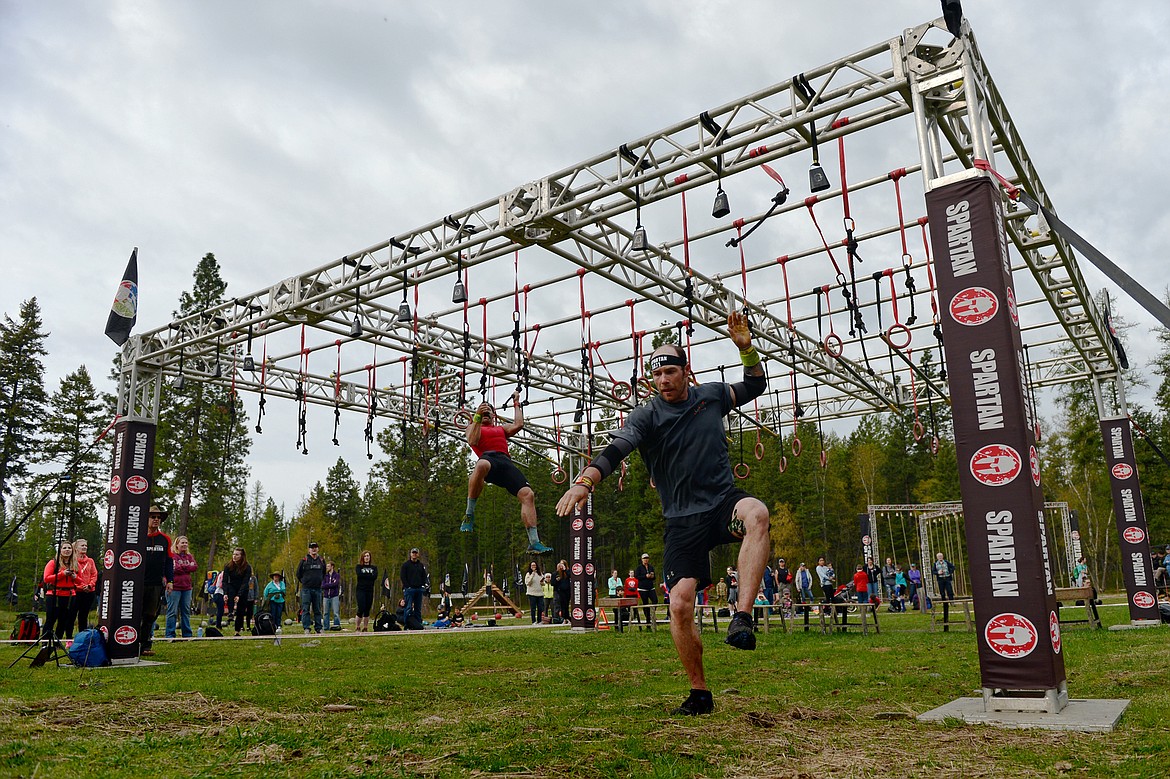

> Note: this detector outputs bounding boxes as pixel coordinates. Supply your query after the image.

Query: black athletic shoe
[725,610,756,650]
[671,689,714,716]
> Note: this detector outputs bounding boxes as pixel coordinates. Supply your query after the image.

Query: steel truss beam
[119,17,1118,464]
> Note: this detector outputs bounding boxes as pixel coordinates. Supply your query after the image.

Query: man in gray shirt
[557,311,768,716]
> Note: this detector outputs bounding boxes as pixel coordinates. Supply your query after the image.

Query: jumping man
[462,391,553,555]
[556,310,769,715]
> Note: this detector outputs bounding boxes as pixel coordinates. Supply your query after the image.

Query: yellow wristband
[740,346,761,368]
[472,413,482,423]
[574,475,595,492]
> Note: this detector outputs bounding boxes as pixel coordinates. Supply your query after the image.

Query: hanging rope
[890,168,919,327]
[919,217,946,382]
[255,333,267,434]
[295,325,309,455]
[332,339,342,446]
[364,350,376,460]
[908,348,925,442]
[814,382,828,469]
[676,177,696,338]
[789,369,803,457]
[551,402,566,484]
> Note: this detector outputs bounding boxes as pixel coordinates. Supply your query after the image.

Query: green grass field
[2,601,1168,778]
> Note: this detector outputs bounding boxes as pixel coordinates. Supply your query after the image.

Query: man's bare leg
[733,497,771,615]
[668,578,705,690]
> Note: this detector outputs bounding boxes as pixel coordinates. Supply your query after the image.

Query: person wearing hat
[400,548,427,628]
[556,311,769,716]
[263,571,287,625]
[634,553,658,629]
[296,542,326,633]
[139,505,174,656]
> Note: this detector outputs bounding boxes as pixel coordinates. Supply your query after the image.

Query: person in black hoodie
[296,542,326,634]
[354,550,378,632]
[400,548,427,626]
[140,506,174,657]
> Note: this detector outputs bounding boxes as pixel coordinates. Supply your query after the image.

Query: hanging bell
[632,224,648,251]
[243,354,256,372]
[451,277,467,304]
[174,374,186,391]
[711,187,730,219]
[349,318,363,338]
[808,163,831,193]
[397,300,412,323]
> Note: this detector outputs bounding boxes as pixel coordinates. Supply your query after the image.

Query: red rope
[805,197,845,280]
[972,159,1020,199]
[919,218,939,322]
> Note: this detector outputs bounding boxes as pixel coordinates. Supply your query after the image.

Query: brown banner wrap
[99,419,155,663]
[569,494,596,629]
[1099,417,1160,621]
[927,175,1066,691]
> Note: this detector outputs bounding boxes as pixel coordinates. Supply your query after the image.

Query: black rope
[726,186,790,249]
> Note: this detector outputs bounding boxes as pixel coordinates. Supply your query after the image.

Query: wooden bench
[817,602,880,635]
[929,597,975,632]
[597,597,640,632]
[1054,586,1101,629]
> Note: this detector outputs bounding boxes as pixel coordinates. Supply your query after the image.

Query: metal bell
[349,318,363,338]
[809,163,831,193]
[243,354,256,372]
[397,300,412,323]
[174,375,186,391]
[451,278,467,304]
[632,225,648,251]
[711,187,730,218]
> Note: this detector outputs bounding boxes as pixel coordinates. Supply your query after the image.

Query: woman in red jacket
[43,542,78,640]
[71,537,98,633]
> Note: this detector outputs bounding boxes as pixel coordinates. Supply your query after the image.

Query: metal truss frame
[118,16,1119,462]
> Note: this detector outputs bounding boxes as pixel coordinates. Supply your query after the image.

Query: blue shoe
[526,541,553,555]
[460,515,474,532]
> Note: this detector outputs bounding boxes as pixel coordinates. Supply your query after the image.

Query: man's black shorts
[481,451,530,496]
[662,488,755,591]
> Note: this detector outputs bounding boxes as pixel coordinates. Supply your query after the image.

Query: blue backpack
[68,629,108,668]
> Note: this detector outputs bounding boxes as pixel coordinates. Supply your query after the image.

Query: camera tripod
[8,626,68,669]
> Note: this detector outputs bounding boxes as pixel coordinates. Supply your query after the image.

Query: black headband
[649,353,687,371]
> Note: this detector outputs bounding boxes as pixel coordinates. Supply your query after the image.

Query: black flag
[1104,306,1130,370]
[104,248,139,346]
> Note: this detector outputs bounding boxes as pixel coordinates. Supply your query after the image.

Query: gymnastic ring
[649,477,656,489]
[637,378,656,399]
[912,419,925,442]
[819,449,828,469]
[551,467,567,485]
[453,410,472,426]
[733,462,751,480]
[823,333,843,358]
[754,441,766,461]
[886,323,912,350]
[778,456,788,474]
[612,381,632,401]
[617,475,625,492]
[930,436,940,456]
[791,437,803,457]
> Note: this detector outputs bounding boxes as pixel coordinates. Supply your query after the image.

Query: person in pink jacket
[165,536,198,638]
[70,538,98,633]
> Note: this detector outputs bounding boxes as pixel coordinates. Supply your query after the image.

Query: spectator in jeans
[400,548,427,625]
[296,542,326,634]
[322,560,342,631]
[165,535,198,638]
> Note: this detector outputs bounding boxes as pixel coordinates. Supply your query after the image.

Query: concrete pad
[1108,620,1161,631]
[918,697,1129,732]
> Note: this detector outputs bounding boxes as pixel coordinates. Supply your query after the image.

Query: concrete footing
[918,697,1129,732]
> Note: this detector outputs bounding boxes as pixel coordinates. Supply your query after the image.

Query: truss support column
[104,336,163,664]
[928,174,1067,713]
[1095,371,1161,625]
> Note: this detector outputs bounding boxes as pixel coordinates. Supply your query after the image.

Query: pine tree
[40,365,109,542]
[0,298,49,514]
[154,254,251,565]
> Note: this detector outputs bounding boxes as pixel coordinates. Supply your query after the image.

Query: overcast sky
[4,1,1169,515]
